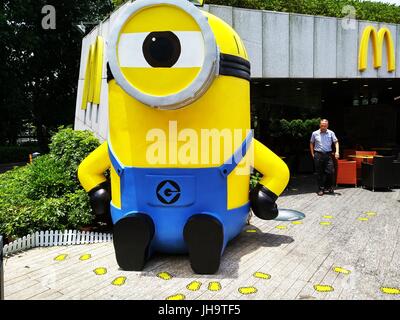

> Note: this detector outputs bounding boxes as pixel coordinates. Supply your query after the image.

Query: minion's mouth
[219,53,251,81]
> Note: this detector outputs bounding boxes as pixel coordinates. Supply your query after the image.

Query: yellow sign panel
[81,36,104,109]
[358,26,396,72]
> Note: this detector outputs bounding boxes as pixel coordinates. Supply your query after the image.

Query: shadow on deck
[134,228,293,280]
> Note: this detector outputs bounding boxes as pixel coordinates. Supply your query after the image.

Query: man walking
[310,119,339,196]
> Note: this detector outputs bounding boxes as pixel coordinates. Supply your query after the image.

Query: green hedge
[49,127,101,182]
[270,118,321,139]
[207,0,400,24]
[0,127,100,240]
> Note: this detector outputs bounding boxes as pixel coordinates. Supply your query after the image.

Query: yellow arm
[253,139,290,197]
[78,141,111,192]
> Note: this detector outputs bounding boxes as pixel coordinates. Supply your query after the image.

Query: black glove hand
[88,181,111,220]
[250,184,279,220]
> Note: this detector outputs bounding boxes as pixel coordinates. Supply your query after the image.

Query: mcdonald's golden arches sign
[359,26,396,73]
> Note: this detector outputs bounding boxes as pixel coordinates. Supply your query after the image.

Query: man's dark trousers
[314,151,335,191]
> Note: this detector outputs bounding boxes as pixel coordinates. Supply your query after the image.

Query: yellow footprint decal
[323,215,333,219]
[166,294,185,300]
[54,254,68,261]
[291,221,303,225]
[253,272,271,280]
[357,217,369,221]
[381,287,400,295]
[320,222,332,226]
[79,254,91,261]
[93,267,107,275]
[208,282,222,291]
[187,281,202,291]
[333,267,351,275]
[364,211,377,216]
[314,285,334,292]
[112,276,127,286]
[246,229,257,233]
[238,287,258,295]
[275,225,287,230]
[157,272,173,280]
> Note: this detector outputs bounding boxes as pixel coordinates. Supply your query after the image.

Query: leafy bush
[208,0,400,24]
[250,171,261,189]
[290,119,305,139]
[25,155,75,200]
[49,127,100,181]
[0,128,100,240]
[304,118,318,134]
[270,118,320,140]
[269,118,320,156]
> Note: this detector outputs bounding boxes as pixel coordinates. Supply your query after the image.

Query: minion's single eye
[108,0,218,109]
[118,31,204,68]
[143,31,181,68]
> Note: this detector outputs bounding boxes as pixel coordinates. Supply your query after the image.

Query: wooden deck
[3,176,400,300]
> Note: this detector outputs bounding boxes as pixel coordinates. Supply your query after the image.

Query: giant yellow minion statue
[78,0,304,274]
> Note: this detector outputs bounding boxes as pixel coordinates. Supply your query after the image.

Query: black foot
[113,214,154,271]
[183,214,224,275]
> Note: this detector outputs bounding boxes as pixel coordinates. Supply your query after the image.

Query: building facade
[74,4,400,146]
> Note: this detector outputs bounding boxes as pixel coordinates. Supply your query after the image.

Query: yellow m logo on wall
[358,26,396,73]
[81,36,104,110]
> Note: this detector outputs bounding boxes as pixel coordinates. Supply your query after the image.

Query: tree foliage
[110,0,400,24]
[0,0,113,148]
[208,0,400,24]
[269,118,321,155]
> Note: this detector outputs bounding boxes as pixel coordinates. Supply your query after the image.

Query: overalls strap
[108,139,125,176]
[219,131,253,178]
[108,131,253,178]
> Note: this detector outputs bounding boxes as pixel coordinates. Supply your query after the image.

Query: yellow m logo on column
[81,36,104,110]
[358,26,396,72]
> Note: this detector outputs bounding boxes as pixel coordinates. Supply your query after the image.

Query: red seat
[336,160,357,186]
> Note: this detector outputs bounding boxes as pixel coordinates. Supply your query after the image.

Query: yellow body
[78,6,289,212]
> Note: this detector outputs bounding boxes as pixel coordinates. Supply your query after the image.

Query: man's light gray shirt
[310,129,338,152]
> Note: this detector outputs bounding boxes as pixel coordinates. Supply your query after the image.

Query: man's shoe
[317,190,324,196]
[327,188,334,194]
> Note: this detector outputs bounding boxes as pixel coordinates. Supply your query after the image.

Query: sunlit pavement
[4,177,400,300]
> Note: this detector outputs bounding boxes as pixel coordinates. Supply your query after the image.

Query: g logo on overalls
[156,180,181,204]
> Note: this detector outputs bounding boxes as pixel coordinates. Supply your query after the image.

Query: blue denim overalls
[108,132,252,254]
